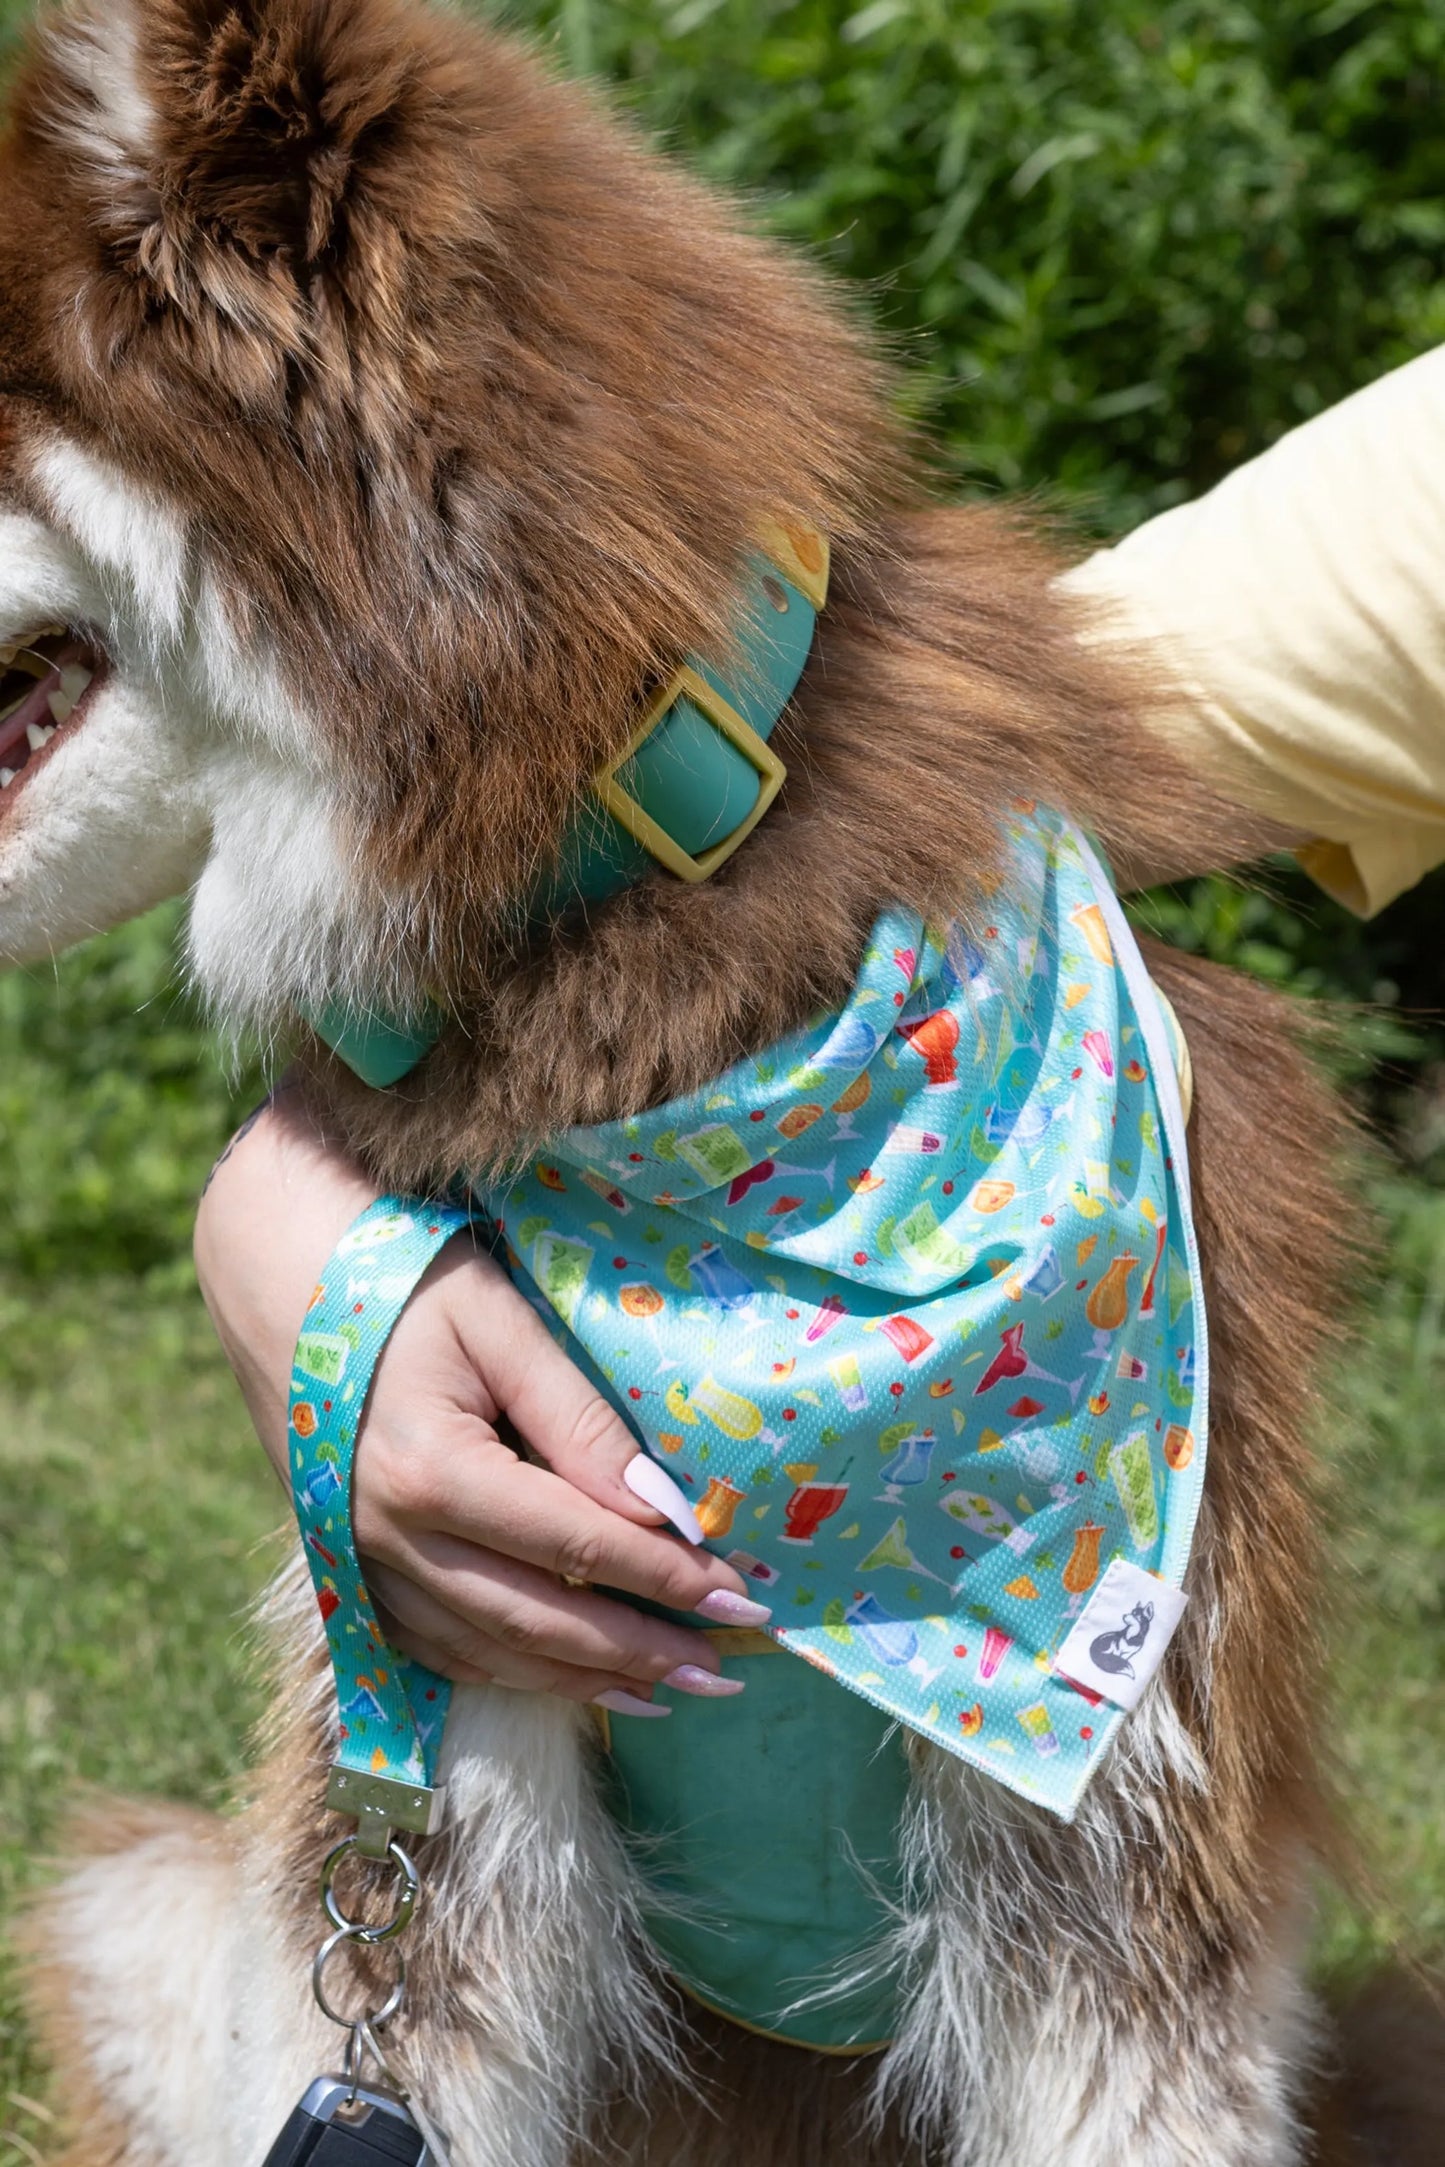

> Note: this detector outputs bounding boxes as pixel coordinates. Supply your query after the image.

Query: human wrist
[195,1084,382,1481]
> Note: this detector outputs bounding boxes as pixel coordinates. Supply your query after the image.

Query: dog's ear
[44,0,431,274]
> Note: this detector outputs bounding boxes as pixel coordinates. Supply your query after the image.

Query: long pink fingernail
[663,1665,746,1698]
[696,1589,773,1626]
[623,1454,704,1545]
[593,1690,672,1719]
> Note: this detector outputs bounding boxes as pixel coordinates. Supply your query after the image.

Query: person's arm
[1064,343,1445,912]
[195,1088,765,1712]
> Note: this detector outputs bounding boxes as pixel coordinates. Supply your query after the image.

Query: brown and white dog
[0,2,1408,2162]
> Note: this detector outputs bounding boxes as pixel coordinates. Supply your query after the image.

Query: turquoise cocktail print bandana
[480,806,1207,1818]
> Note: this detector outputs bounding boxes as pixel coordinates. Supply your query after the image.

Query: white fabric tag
[1054,1558,1188,1712]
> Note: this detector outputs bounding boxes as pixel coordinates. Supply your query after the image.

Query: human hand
[194,1088,766,1713]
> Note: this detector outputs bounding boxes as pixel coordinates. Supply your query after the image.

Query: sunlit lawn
[0,1285,279,2166]
[2,1181,1443,2160]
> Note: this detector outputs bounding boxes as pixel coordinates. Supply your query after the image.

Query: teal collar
[308,521,829,1089]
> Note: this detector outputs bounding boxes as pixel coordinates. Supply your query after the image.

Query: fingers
[359,1412,762,1623]
[364,1532,742,1690]
[446,1257,706,1543]
[344,1243,770,1699]
[368,1564,683,1710]
[621,1452,703,1543]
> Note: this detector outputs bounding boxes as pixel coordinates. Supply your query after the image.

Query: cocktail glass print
[1022,1244,1064,1302]
[973,1321,1084,1406]
[857,1513,956,1591]
[300,1460,343,1512]
[295,1331,354,1390]
[881,1123,944,1160]
[845,1592,918,1667]
[724,1153,837,1209]
[976,1625,1012,1683]
[874,1428,936,1504]
[827,1351,868,1412]
[1138,1219,1168,1319]
[1061,1520,1104,1613]
[781,1481,849,1545]
[898,1007,961,1089]
[617,1281,674,1371]
[1109,1432,1159,1548]
[1068,899,1114,967]
[830,1070,871,1142]
[1081,1027,1114,1081]
[1017,1701,1061,1756]
[695,1475,748,1540]
[689,1243,765,1327]
[691,1375,764,1442]
[880,1313,935,1365]
[675,1123,754,1188]
[982,1098,1054,1151]
[531,1232,595,1330]
[805,1293,849,1344]
[940,1489,1036,1559]
[809,1010,880,1080]
[1083,1251,1139,1361]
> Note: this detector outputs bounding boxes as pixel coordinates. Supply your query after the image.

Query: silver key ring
[320,1835,419,1945]
[311,1923,407,2032]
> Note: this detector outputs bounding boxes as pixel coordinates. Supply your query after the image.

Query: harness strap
[289,1196,471,1852]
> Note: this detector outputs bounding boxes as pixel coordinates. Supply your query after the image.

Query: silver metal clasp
[326,1766,447,1859]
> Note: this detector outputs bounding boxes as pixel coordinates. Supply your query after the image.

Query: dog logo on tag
[1087,1598,1155,1681]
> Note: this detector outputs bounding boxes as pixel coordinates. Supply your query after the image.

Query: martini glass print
[781,1481,849,1544]
[858,1515,955,1589]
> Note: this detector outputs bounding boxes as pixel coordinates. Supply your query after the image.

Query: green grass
[1,1184,1443,2163]
[0,1288,280,2164]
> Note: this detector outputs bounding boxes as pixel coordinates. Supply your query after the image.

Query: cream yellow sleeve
[1061,346,1445,915]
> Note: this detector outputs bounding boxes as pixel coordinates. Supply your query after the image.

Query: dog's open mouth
[0,629,107,806]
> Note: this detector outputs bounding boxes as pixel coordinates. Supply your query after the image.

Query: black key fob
[258,2077,434,2167]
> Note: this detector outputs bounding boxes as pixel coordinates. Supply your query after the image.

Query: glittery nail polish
[695,1588,773,1626]
[663,1665,746,1698]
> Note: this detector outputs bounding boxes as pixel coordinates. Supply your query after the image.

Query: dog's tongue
[0,638,94,781]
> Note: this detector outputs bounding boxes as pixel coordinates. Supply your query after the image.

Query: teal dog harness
[289,808,1205,2051]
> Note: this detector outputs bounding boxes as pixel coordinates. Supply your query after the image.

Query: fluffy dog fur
[0,1,1427,2161]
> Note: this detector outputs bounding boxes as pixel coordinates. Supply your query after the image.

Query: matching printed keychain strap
[288,1196,473,1852]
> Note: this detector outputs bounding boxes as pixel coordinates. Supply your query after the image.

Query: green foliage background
[1,0,1443,1278]
[2,1,1445,2154]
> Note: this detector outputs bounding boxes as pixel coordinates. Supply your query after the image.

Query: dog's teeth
[28,720,57,751]
[58,664,91,702]
[46,691,73,725]
[0,768,15,788]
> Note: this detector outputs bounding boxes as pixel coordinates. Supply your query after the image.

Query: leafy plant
[0,0,1442,1295]
[0,906,263,1285]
